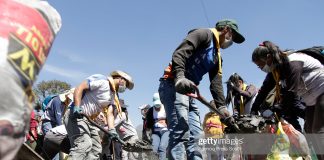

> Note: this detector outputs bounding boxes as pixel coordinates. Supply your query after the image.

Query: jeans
[152,130,169,160]
[42,121,53,135]
[159,79,203,160]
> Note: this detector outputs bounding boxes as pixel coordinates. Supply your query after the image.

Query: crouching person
[114,99,139,160]
[42,125,70,160]
[101,99,139,160]
[64,71,134,159]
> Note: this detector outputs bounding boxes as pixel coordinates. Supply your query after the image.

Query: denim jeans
[152,130,169,160]
[159,79,203,160]
[42,121,53,135]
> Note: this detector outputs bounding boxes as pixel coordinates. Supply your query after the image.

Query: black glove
[250,110,259,115]
[223,116,236,127]
[175,77,196,95]
[270,104,283,113]
[218,106,230,117]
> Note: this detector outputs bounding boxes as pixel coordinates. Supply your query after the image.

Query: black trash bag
[225,115,268,133]
[122,140,153,152]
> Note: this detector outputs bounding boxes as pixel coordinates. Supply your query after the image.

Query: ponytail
[252,41,288,67]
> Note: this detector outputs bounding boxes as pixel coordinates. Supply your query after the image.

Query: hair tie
[259,43,265,47]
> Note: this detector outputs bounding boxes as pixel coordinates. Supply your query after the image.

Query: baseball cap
[216,19,245,44]
[153,92,162,106]
[138,104,151,110]
[59,88,75,102]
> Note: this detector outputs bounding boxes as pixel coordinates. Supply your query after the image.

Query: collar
[209,28,221,50]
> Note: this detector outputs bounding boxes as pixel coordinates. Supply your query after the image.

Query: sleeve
[233,97,240,114]
[53,98,63,126]
[202,113,208,131]
[171,29,211,78]
[251,73,276,113]
[209,67,226,108]
[86,74,107,91]
[285,61,305,93]
[280,90,306,118]
[240,85,258,100]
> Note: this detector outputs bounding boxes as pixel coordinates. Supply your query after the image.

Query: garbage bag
[267,122,292,160]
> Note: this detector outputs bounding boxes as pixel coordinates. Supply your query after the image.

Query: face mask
[141,109,148,117]
[221,36,233,49]
[154,104,161,109]
[141,110,146,117]
[261,64,272,73]
[118,84,126,93]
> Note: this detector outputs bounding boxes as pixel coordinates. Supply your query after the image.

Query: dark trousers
[42,131,70,160]
[102,134,122,160]
[305,93,324,160]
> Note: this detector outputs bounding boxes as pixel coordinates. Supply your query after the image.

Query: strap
[272,70,281,103]
[107,76,122,117]
[239,83,247,115]
[209,28,222,76]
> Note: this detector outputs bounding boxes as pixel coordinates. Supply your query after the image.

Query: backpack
[297,46,324,64]
[42,95,56,111]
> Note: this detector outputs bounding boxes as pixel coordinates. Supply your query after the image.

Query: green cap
[216,19,245,44]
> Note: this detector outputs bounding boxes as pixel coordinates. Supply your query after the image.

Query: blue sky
[38,0,324,127]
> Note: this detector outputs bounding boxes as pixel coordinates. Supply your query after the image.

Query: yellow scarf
[239,83,247,115]
[107,76,122,117]
[272,70,281,103]
[209,28,222,76]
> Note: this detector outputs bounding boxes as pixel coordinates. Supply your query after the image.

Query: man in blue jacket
[42,89,74,135]
[158,19,245,160]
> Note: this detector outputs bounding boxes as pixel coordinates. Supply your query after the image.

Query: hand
[262,109,273,118]
[108,128,125,144]
[175,77,196,95]
[233,111,239,118]
[73,106,83,118]
[227,82,235,89]
[270,104,283,113]
[227,82,241,95]
[218,106,230,117]
[223,116,236,127]
[250,110,258,115]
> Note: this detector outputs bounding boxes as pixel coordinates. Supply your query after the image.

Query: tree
[33,80,71,103]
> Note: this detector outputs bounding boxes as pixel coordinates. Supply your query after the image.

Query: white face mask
[221,36,233,49]
[118,84,126,93]
[141,109,147,117]
[154,104,161,109]
[261,64,272,73]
